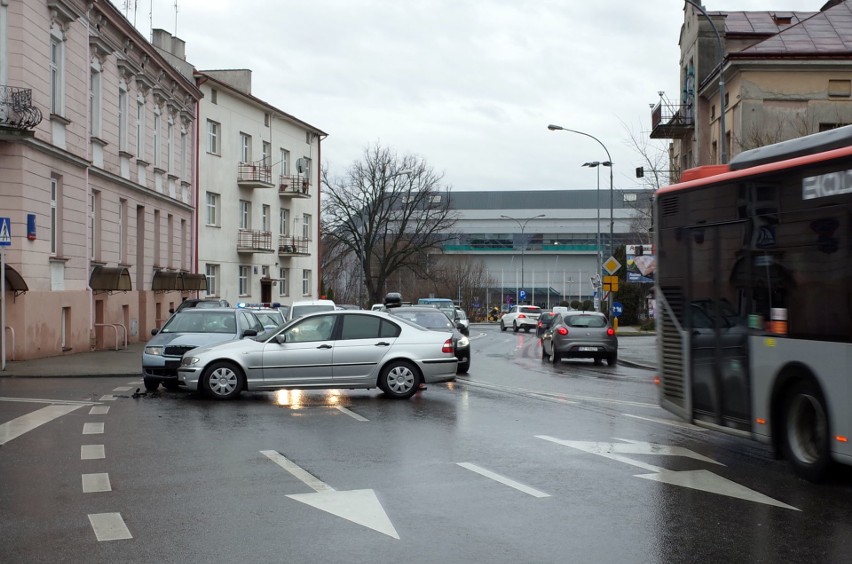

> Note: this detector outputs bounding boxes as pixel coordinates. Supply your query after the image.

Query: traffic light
[635,167,644,178]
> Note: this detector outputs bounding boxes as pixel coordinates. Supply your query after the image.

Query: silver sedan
[178,310,458,400]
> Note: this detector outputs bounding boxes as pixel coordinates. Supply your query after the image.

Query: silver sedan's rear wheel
[379,361,420,399]
[201,361,244,400]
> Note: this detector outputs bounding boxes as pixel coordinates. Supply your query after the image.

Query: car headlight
[181,357,200,366]
[457,335,470,348]
[144,346,164,356]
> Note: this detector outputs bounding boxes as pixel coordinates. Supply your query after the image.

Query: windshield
[391,310,453,331]
[291,304,336,318]
[161,311,236,334]
[254,311,284,327]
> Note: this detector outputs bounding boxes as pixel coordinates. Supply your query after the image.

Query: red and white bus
[655,125,852,481]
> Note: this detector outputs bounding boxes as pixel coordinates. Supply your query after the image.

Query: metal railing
[0,86,43,130]
[278,175,311,196]
[237,160,272,184]
[278,235,310,255]
[237,229,274,252]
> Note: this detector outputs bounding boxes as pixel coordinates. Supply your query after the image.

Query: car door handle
[375,342,391,347]
[317,344,333,349]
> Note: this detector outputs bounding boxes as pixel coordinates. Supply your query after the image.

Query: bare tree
[321,144,457,305]
[623,120,668,244]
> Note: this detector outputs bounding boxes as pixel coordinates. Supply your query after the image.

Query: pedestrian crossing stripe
[0,217,10,245]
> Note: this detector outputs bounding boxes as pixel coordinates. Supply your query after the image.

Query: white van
[288,299,337,321]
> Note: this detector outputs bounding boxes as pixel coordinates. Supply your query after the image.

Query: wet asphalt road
[2,327,852,563]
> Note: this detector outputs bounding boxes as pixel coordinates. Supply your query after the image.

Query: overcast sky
[128,0,825,191]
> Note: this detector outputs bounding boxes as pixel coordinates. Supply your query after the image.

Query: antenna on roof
[174,0,179,36]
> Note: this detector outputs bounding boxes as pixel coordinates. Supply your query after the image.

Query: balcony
[237,160,274,189]
[278,175,311,198]
[0,86,43,130]
[237,229,274,254]
[278,235,310,257]
[650,99,694,139]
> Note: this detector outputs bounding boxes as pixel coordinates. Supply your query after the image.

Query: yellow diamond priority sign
[603,256,621,275]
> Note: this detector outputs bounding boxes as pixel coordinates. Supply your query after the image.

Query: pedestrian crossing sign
[0,217,10,246]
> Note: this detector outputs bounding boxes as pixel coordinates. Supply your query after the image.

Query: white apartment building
[194,70,326,307]
[0,1,202,360]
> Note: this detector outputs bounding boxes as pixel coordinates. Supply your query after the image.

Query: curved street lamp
[581,160,612,286]
[500,214,545,304]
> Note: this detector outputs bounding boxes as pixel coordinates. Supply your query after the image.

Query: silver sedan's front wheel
[379,361,420,399]
[202,362,244,400]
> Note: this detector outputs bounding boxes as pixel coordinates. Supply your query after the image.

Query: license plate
[578,346,599,352]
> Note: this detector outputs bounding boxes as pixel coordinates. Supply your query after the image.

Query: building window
[206,192,219,226]
[264,113,270,127]
[302,269,311,296]
[153,210,161,267]
[210,88,218,104]
[167,116,174,172]
[240,132,251,162]
[153,105,161,167]
[262,141,271,165]
[279,208,289,236]
[262,205,270,231]
[136,96,146,160]
[302,214,312,240]
[180,219,187,270]
[118,83,128,152]
[206,264,219,296]
[180,126,187,178]
[239,200,251,229]
[49,28,64,115]
[90,191,100,261]
[280,149,289,176]
[278,267,289,297]
[239,265,250,296]
[207,120,220,154]
[90,62,102,137]
[50,176,60,255]
[167,214,174,268]
[119,199,127,264]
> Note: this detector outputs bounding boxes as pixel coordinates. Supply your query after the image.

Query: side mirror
[276,333,290,344]
[151,328,159,336]
[168,308,175,314]
[242,329,258,338]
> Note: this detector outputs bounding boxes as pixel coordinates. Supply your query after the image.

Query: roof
[732,2,852,56]
[720,11,816,36]
[448,190,651,211]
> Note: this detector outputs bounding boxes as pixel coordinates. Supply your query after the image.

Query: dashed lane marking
[83,422,104,435]
[98,395,116,402]
[623,413,706,431]
[89,406,110,415]
[81,445,105,460]
[0,396,99,406]
[336,406,368,421]
[457,462,550,498]
[82,473,112,493]
[88,513,132,541]
[0,404,83,446]
[112,386,133,392]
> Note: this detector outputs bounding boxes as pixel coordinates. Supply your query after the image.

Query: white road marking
[459,380,658,408]
[538,436,798,511]
[112,386,133,392]
[261,450,399,539]
[336,406,368,422]
[98,395,116,401]
[88,513,132,541]
[82,473,112,493]
[622,413,706,431]
[81,445,105,460]
[0,396,98,406]
[127,380,142,385]
[457,462,550,498]
[89,406,110,415]
[83,422,104,435]
[0,405,82,446]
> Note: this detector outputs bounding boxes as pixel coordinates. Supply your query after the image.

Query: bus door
[688,222,752,431]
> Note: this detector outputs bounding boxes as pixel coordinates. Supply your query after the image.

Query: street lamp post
[501,214,545,305]
[581,160,613,282]
[549,124,614,314]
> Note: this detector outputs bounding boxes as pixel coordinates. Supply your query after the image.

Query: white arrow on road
[536,436,799,511]
[261,450,400,539]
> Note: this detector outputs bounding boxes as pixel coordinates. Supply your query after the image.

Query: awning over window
[90,266,132,292]
[4,265,28,293]
[152,270,208,291]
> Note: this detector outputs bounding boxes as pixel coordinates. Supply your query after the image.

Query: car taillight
[557,327,568,336]
[442,338,454,353]
[537,321,542,327]
[518,314,526,318]
[607,328,615,336]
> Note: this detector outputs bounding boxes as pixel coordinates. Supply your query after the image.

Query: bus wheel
[782,379,831,482]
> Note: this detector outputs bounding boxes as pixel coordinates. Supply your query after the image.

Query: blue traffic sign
[612,301,623,317]
[0,217,10,246]
[519,290,527,300]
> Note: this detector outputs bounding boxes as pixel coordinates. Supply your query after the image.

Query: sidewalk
[0,343,145,378]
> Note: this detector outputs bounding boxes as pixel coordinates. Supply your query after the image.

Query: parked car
[536,311,558,339]
[288,299,337,321]
[500,305,542,333]
[177,310,458,400]
[540,311,618,366]
[336,304,362,310]
[387,306,470,374]
[170,298,230,314]
[240,306,285,331]
[455,308,470,336]
[142,308,264,391]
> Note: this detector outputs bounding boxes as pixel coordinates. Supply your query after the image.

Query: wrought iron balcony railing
[650,99,694,139]
[278,175,311,197]
[278,235,310,256]
[237,229,274,253]
[237,160,273,188]
[0,86,43,130]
